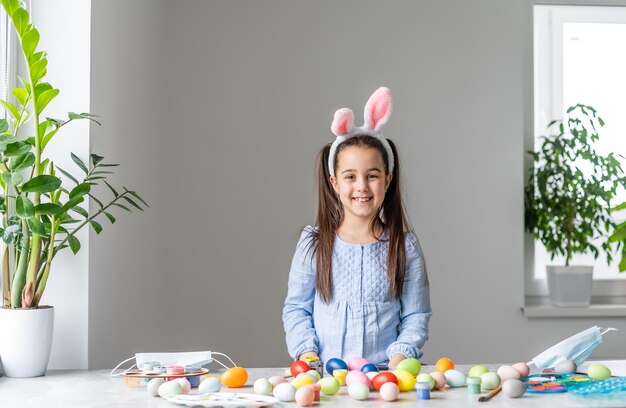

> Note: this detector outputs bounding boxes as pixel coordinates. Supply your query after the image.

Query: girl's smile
[330,146,392,223]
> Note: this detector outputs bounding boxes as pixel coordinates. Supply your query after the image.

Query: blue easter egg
[361,363,378,374]
[325,358,347,375]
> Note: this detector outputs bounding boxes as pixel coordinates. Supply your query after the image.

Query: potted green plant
[608,203,626,272]
[525,104,625,307]
[0,0,147,377]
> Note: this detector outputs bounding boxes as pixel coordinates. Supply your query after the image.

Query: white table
[0,365,625,407]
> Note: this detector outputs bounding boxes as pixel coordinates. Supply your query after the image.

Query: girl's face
[330,146,392,223]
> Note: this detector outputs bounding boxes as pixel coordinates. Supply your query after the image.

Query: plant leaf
[22,175,62,193]
[2,171,23,186]
[69,183,90,199]
[104,180,119,197]
[91,154,104,167]
[68,235,81,254]
[55,165,79,185]
[35,88,59,114]
[71,206,88,218]
[90,220,102,234]
[104,212,116,224]
[127,190,149,207]
[35,203,64,215]
[10,152,35,171]
[122,196,143,211]
[27,218,45,235]
[71,152,88,174]
[4,140,32,156]
[112,203,131,212]
[16,194,35,219]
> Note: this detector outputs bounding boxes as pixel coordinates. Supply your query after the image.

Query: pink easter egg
[295,385,315,407]
[345,370,371,387]
[512,362,530,378]
[429,371,447,390]
[348,357,369,371]
[268,376,287,387]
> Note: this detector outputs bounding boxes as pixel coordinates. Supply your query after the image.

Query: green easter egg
[468,365,489,378]
[587,364,611,380]
[396,358,421,376]
[480,372,501,390]
[307,370,321,381]
[318,376,340,395]
[416,373,435,390]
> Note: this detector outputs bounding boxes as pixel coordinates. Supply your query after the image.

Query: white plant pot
[0,306,54,377]
[546,265,593,307]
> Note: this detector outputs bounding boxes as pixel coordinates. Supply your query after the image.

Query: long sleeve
[283,228,319,360]
[386,233,432,360]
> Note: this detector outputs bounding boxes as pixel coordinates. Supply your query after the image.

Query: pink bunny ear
[331,108,355,136]
[364,87,392,131]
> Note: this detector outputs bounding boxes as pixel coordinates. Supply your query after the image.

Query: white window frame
[1,4,17,109]
[528,4,626,298]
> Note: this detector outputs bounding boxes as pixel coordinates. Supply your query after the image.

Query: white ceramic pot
[546,265,593,307]
[0,306,54,377]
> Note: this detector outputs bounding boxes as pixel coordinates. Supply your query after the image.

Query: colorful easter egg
[317,376,340,395]
[220,367,248,388]
[325,358,348,376]
[435,357,455,373]
[371,371,398,391]
[348,381,370,400]
[348,357,369,371]
[393,369,416,391]
[291,360,311,378]
[379,382,400,401]
[396,358,421,376]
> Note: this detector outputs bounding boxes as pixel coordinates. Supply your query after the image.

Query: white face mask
[531,326,617,369]
[109,350,236,377]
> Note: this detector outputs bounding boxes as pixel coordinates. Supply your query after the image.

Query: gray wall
[88,0,626,369]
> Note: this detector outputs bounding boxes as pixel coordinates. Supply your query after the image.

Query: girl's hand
[299,351,319,361]
[389,354,406,368]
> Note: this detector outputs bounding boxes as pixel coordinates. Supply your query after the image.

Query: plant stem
[34,216,56,306]
[2,246,9,306]
[10,219,29,307]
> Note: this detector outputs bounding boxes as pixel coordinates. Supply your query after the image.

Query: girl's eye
[368,174,379,179]
[344,175,355,180]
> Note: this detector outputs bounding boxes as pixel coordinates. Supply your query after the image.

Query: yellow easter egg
[393,369,416,392]
[221,367,248,388]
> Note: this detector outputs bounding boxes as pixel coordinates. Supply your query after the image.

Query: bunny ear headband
[328,86,394,177]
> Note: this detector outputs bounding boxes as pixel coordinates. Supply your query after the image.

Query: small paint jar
[141,361,160,371]
[467,377,482,394]
[153,366,167,374]
[416,382,431,400]
[333,369,348,386]
[187,375,201,388]
[185,365,202,373]
[167,365,185,375]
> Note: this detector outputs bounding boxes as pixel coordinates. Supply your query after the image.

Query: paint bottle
[416,382,431,400]
[467,377,482,394]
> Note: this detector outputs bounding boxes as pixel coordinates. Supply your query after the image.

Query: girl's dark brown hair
[304,135,412,303]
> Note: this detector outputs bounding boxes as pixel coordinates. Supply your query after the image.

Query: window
[530,5,626,298]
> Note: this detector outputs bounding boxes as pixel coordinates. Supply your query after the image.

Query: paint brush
[478,385,502,402]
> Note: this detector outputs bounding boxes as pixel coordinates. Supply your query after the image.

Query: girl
[283,87,431,368]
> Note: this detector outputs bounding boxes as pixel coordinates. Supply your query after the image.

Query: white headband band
[328,87,394,177]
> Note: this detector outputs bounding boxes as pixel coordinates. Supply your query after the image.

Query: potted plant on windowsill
[525,104,625,307]
[0,0,147,377]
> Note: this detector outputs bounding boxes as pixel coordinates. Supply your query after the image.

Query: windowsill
[523,296,626,317]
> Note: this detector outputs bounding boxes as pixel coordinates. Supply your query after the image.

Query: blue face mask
[531,326,616,369]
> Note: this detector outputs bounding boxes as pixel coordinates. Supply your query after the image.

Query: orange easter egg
[435,358,454,373]
[221,367,248,388]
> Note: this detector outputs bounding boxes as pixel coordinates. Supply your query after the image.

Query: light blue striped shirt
[283,226,431,365]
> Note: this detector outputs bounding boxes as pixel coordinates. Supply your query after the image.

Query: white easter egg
[497,365,521,382]
[444,369,466,387]
[273,382,296,402]
[253,378,273,395]
[158,380,183,398]
[502,379,526,398]
[199,377,222,394]
[147,378,165,397]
